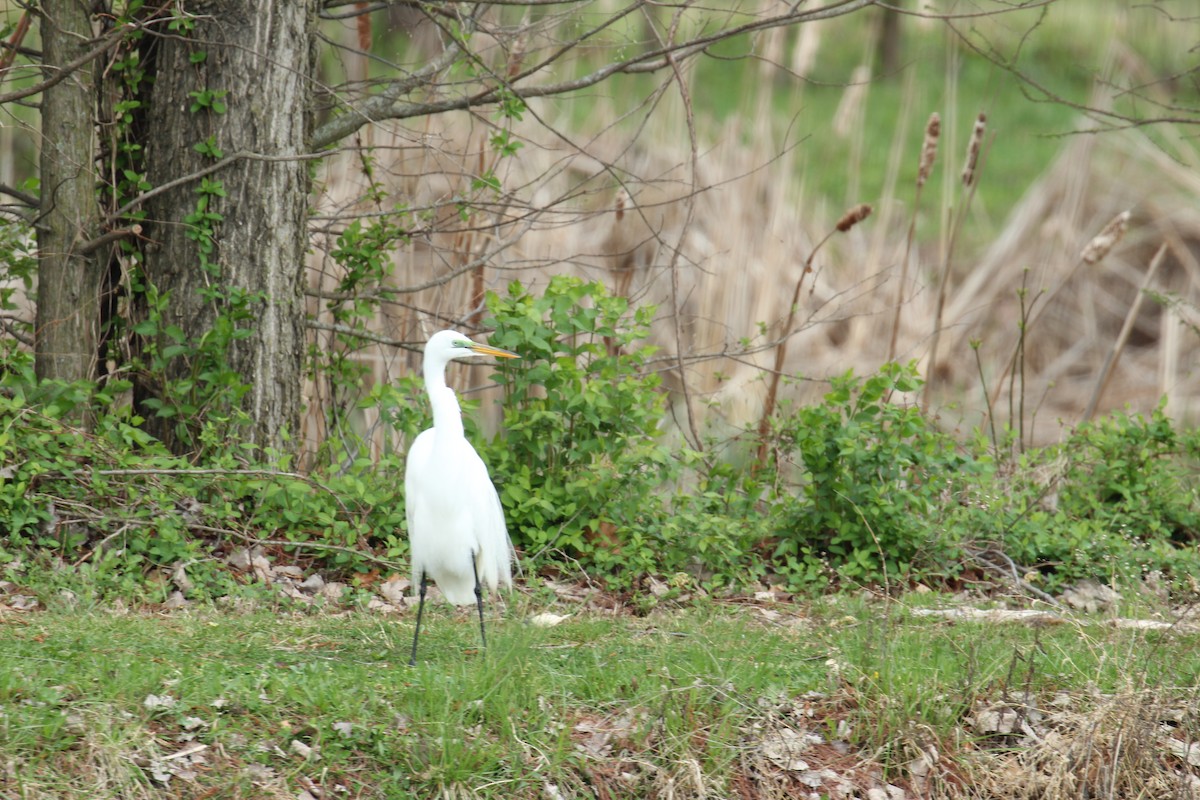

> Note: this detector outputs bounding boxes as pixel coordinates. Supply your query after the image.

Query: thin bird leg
[472,553,487,651]
[408,573,428,667]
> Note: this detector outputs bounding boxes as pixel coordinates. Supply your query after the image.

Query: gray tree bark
[35,0,103,388]
[135,1,315,453]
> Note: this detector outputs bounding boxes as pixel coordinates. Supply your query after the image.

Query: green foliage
[0,219,34,370]
[187,88,228,114]
[957,403,1200,590]
[0,382,406,596]
[762,362,973,587]
[655,461,774,590]
[307,214,413,468]
[482,276,673,571]
[129,276,257,448]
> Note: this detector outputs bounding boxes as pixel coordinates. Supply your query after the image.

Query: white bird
[405,329,519,665]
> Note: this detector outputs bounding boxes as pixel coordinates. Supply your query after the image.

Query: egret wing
[462,444,514,593]
[404,428,435,591]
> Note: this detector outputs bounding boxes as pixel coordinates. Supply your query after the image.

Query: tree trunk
[135,1,315,454]
[35,0,102,389]
[877,5,903,76]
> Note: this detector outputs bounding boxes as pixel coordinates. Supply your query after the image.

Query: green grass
[4,591,1199,798]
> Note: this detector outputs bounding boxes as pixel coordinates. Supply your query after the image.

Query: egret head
[425,329,519,365]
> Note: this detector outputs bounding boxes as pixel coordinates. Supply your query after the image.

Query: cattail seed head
[836,203,872,232]
[917,112,941,187]
[961,112,986,187]
[1081,210,1131,264]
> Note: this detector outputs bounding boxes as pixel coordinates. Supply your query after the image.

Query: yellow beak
[469,342,520,360]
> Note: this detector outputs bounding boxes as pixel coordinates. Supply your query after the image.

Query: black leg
[473,553,487,651]
[409,573,427,667]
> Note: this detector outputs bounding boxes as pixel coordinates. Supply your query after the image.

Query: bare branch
[77,224,141,256]
[109,149,326,223]
[946,15,1199,131]
[0,183,38,207]
[310,6,481,149]
[0,24,130,105]
[0,313,33,346]
[306,318,416,351]
[310,0,878,150]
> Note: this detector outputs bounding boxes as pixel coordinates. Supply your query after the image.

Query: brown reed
[916,112,941,187]
[1081,209,1131,264]
[925,111,991,410]
[961,112,986,187]
[836,202,873,233]
[890,112,941,362]
[756,203,872,467]
[1081,242,1167,421]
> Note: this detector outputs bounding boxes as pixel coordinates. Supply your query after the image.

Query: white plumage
[405,329,517,664]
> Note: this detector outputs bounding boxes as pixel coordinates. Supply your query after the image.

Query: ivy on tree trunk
[129,2,315,454]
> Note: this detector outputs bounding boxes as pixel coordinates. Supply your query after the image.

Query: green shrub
[0,377,407,596]
[960,403,1200,591]
[765,362,974,587]
[656,457,775,590]
[481,276,674,573]
[6,259,1200,601]
[0,218,34,373]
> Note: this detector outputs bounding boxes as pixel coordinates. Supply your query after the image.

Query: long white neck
[425,356,465,440]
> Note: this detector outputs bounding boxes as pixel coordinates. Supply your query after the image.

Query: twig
[309,0,877,149]
[73,523,133,567]
[0,24,130,105]
[1081,242,1167,422]
[660,10,702,452]
[989,211,1132,419]
[75,466,352,516]
[0,315,33,346]
[109,150,326,222]
[194,526,408,573]
[755,204,871,465]
[967,546,1062,607]
[0,182,38,207]
[77,225,141,256]
[306,318,413,350]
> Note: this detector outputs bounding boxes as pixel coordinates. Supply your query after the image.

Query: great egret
[405,329,519,665]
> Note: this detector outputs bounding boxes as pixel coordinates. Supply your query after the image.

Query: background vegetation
[2,1,1200,796]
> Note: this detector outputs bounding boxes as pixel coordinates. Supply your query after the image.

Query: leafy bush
[765,362,974,587]
[481,276,674,573]
[958,403,1200,590]
[0,377,407,596]
[654,458,775,590]
[5,261,1200,601]
[0,218,34,371]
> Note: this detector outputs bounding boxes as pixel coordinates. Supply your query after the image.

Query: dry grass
[956,689,1200,800]
[307,75,1200,458]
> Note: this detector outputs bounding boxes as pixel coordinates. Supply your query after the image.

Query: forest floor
[4,570,1200,799]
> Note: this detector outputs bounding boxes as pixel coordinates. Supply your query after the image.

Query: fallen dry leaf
[289,739,317,760]
[143,693,177,711]
[379,575,410,606]
[760,727,822,771]
[1060,580,1120,613]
